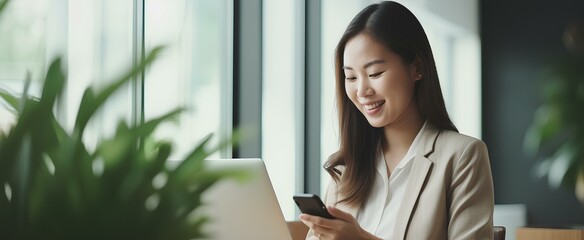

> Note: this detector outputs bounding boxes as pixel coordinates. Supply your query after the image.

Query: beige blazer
[307,124,494,240]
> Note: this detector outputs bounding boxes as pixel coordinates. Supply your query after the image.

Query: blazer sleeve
[448,140,494,240]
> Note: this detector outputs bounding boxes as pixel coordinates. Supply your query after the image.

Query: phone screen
[293,194,336,219]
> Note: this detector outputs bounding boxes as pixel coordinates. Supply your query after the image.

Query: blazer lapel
[394,124,440,239]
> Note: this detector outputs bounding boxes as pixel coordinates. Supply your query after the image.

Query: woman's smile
[363,100,385,110]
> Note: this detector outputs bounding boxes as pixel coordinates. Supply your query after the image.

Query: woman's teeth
[365,101,384,110]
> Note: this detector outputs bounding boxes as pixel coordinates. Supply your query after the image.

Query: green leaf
[0,0,9,18]
[73,47,164,138]
[95,108,181,169]
[0,89,21,114]
[135,108,183,149]
[544,144,577,188]
[119,141,171,204]
[523,105,563,156]
[170,134,213,185]
[39,58,65,112]
[74,88,96,135]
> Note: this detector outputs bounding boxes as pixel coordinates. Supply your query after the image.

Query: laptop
[198,158,293,240]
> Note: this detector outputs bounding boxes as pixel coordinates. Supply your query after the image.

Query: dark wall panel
[482,0,584,225]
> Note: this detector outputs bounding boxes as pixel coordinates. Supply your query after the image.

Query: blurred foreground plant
[0,40,244,240]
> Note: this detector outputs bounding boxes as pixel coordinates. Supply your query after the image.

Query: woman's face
[343,32,420,128]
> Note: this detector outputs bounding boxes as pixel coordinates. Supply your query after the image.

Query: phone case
[293,194,335,219]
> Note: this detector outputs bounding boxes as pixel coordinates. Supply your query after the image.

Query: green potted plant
[524,22,584,204]
[0,1,244,238]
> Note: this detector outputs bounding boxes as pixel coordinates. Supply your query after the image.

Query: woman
[300,1,494,240]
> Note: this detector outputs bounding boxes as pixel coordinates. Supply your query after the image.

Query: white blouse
[356,121,428,239]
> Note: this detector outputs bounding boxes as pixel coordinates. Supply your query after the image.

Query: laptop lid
[199,158,292,240]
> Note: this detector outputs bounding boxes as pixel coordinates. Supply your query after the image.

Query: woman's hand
[300,206,381,240]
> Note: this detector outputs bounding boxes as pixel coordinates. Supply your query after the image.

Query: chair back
[494,226,506,240]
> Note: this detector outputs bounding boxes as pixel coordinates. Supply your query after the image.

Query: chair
[287,221,506,240]
[494,226,506,240]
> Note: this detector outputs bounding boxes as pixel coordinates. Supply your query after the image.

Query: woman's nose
[357,80,374,97]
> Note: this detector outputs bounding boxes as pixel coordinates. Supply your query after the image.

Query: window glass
[144,0,232,159]
[0,0,234,160]
[0,0,49,132]
[262,0,302,220]
[67,0,134,149]
[0,0,135,147]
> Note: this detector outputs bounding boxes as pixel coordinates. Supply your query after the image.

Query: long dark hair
[325,1,457,207]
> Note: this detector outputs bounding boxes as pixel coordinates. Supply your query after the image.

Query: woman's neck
[381,106,424,172]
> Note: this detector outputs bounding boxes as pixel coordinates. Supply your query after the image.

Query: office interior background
[0,0,583,237]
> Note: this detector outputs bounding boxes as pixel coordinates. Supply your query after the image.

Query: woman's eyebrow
[363,59,386,69]
[342,59,386,70]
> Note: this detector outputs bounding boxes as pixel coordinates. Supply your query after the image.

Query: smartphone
[293,194,335,219]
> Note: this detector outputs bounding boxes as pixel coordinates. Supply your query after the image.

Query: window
[66,0,135,149]
[144,0,233,160]
[0,0,233,158]
[0,0,50,132]
[262,0,304,220]
[0,0,136,148]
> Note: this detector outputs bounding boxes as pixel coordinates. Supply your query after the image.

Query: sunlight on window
[0,0,49,132]
[1,0,145,149]
[144,0,232,160]
[67,0,134,151]
[262,0,303,221]
[0,0,48,82]
[0,0,233,158]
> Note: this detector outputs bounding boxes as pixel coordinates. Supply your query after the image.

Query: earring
[417,74,422,80]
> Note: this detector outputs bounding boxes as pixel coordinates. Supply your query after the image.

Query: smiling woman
[302,2,494,239]
[319,0,483,199]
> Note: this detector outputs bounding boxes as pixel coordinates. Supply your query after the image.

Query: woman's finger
[300,214,337,228]
[327,206,354,222]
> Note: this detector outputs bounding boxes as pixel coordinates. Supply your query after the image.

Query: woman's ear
[411,56,424,81]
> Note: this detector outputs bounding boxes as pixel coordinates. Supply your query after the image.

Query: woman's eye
[345,76,357,81]
[369,71,384,78]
